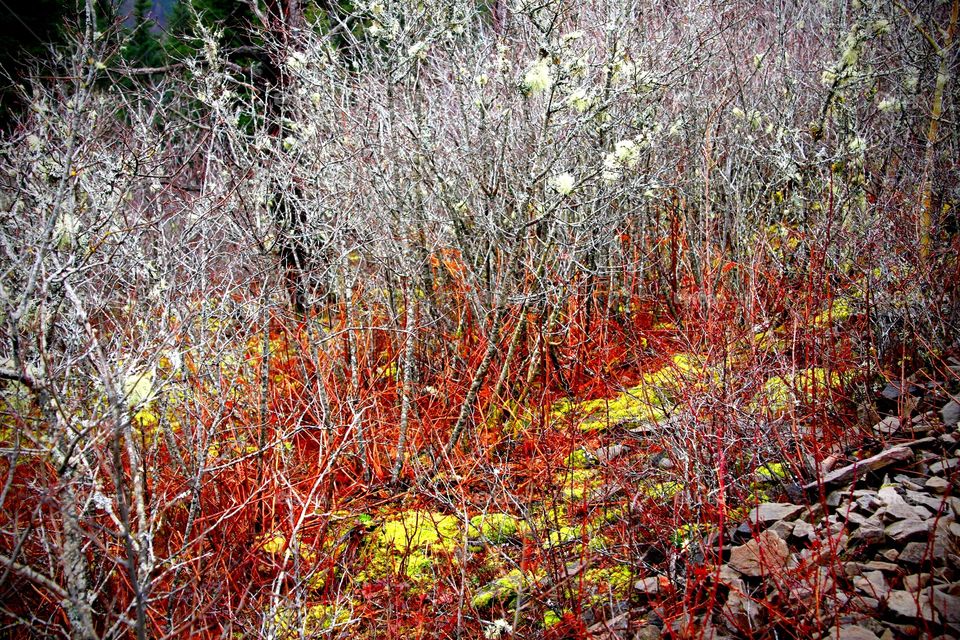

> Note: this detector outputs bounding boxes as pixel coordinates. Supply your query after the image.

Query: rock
[941,400,960,427]
[827,490,848,508]
[728,530,790,577]
[855,492,883,512]
[878,486,925,521]
[929,458,959,475]
[926,476,950,495]
[722,590,762,632]
[793,520,816,541]
[886,590,938,622]
[873,416,901,436]
[804,447,914,492]
[769,520,795,540]
[896,542,930,565]
[904,489,946,512]
[902,573,930,592]
[595,444,628,464]
[932,587,960,623]
[827,626,879,640]
[749,503,804,526]
[885,519,932,543]
[634,576,660,596]
[863,560,902,574]
[633,624,662,640]
[852,521,885,545]
[853,570,890,601]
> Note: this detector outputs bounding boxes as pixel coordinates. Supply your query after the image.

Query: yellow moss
[566,447,596,469]
[260,534,287,555]
[468,513,523,543]
[585,566,634,599]
[557,468,601,501]
[755,462,789,482]
[471,568,538,609]
[543,609,562,628]
[361,510,461,584]
[639,480,683,501]
[755,367,850,414]
[812,297,854,326]
[274,603,352,639]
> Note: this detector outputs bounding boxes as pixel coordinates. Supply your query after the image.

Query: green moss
[585,566,634,599]
[543,525,583,549]
[360,510,461,584]
[468,513,522,543]
[755,368,850,414]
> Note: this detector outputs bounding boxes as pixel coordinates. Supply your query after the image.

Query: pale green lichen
[557,468,601,501]
[755,462,789,482]
[638,480,683,500]
[584,565,634,600]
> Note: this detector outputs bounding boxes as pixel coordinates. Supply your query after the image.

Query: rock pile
[628,422,959,639]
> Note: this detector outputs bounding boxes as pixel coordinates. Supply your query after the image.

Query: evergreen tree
[126,0,164,67]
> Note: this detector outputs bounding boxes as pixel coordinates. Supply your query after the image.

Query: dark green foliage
[125,0,164,66]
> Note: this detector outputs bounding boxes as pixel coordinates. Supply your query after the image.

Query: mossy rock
[359,510,460,584]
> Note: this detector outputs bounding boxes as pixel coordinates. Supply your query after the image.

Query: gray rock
[885,518,932,543]
[748,502,804,525]
[594,444,628,464]
[926,476,951,495]
[634,576,660,595]
[896,542,930,565]
[941,400,960,427]
[792,520,816,541]
[728,531,790,577]
[855,493,883,513]
[874,416,901,435]
[930,458,959,475]
[886,589,938,622]
[769,519,795,540]
[902,573,930,592]
[852,521,885,545]
[853,570,890,601]
[828,626,880,640]
[932,587,960,623]
[863,560,902,574]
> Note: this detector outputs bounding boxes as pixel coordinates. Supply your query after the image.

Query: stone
[863,560,902,574]
[941,400,960,427]
[634,624,662,640]
[886,590,938,622]
[904,489,946,513]
[722,590,762,632]
[874,416,901,435]
[792,520,816,541]
[769,520,795,540]
[903,573,930,592]
[894,474,925,491]
[728,531,791,577]
[896,542,930,565]
[878,486,925,521]
[852,521,885,545]
[926,476,951,494]
[827,490,847,508]
[854,570,890,601]
[855,493,883,513]
[804,447,914,491]
[829,626,879,640]
[594,444,628,464]
[932,587,960,623]
[635,576,660,595]
[930,458,959,475]
[885,519,932,543]
[748,502,804,525]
